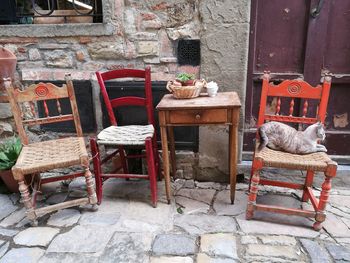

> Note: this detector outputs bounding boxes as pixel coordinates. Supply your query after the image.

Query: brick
[79,37,93,44]
[0,37,38,44]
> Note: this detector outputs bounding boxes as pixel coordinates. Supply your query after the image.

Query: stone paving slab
[0,242,9,258]
[14,227,60,247]
[300,239,331,263]
[0,208,26,227]
[152,234,198,256]
[47,209,81,227]
[47,225,115,253]
[174,214,236,236]
[200,234,238,259]
[0,195,18,221]
[176,196,211,214]
[0,247,45,263]
[150,256,193,263]
[213,190,247,216]
[197,253,237,263]
[0,228,19,237]
[38,253,98,263]
[99,232,153,263]
[237,214,319,238]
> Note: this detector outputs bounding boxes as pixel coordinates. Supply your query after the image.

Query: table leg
[229,109,240,204]
[159,112,171,204]
[167,127,177,177]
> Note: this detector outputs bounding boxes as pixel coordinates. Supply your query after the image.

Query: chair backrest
[96,67,155,127]
[257,72,332,128]
[5,74,83,145]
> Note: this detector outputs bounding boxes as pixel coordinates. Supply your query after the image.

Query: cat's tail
[257,126,268,151]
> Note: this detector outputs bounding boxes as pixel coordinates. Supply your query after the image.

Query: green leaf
[0,137,22,171]
[177,207,184,214]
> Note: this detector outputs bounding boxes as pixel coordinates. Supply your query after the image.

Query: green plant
[176,73,195,82]
[0,137,22,171]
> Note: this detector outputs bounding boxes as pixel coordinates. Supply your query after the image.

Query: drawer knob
[195,114,201,120]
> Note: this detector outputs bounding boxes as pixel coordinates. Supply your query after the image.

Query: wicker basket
[166,79,206,99]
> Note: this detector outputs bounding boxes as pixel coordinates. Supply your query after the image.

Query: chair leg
[302,170,314,202]
[90,138,103,205]
[246,159,262,220]
[16,173,37,225]
[81,157,98,209]
[314,163,337,231]
[146,137,157,208]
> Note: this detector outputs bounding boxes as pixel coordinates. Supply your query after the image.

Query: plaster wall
[197,0,250,181]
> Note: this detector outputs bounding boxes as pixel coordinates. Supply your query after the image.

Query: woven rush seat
[13,137,87,177]
[97,125,154,146]
[255,146,333,172]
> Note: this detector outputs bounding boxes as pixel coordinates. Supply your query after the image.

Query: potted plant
[0,137,22,192]
[176,73,195,86]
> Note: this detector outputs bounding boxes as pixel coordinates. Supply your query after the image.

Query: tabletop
[156,92,241,110]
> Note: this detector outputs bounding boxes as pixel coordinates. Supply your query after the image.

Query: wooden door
[244,0,350,163]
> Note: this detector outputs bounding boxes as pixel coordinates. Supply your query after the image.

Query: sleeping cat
[258,121,327,154]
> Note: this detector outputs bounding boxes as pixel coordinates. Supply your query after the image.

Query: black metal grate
[177,39,201,66]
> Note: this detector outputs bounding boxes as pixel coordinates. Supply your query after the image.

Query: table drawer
[169,109,228,124]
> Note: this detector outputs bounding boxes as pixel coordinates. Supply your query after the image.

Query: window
[1,0,102,25]
[0,0,113,37]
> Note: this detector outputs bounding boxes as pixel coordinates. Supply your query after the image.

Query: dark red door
[244,0,350,163]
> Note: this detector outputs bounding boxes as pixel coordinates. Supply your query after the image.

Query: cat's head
[315,122,326,141]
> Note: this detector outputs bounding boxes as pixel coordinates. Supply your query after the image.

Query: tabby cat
[258,121,327,154]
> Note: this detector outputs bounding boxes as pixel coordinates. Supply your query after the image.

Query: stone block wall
[0,0,251,182]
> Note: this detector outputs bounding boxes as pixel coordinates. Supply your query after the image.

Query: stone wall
[0,0,251,182]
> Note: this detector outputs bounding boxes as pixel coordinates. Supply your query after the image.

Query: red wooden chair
[5,75,97,225]
[246,72,337,231]
[90,67,159,207]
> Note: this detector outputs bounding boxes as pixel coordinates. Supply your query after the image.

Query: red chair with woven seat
[246,72,337,231]
[90,67,159,207]
[5,75,97,225]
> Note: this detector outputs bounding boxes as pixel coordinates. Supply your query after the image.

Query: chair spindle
[56,99,62,115]
[276,97,281,115]
[30,102,37,119]
[303,100,308,117]
[289,99,294,116]
[43,100,49,117]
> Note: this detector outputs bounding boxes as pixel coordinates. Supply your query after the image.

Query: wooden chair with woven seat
[246,72,337,231]
[4,75,97,225]
[90,67,159,207]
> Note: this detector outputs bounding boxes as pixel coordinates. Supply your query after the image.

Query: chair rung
[254,203,316,218]
[41,172,85,184]
[305,187,319,209]
[101,149,119,164]
[101,173,149,179]
[260,179,304,190]
[35,198,90,217]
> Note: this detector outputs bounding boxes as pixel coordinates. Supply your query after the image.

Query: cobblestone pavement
[0,177,350,263]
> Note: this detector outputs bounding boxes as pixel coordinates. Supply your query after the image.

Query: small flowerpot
[178,79,195,86]
[0,169,19,193]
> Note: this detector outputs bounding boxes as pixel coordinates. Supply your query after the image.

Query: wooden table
[156,92,241,204]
